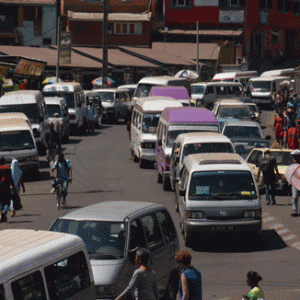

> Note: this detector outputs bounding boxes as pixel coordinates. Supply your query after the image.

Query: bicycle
[55,178,71,210]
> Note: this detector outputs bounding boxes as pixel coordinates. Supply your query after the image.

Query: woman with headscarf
[10,159,25,217]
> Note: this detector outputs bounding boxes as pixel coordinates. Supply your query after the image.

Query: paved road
[2,110,300,300]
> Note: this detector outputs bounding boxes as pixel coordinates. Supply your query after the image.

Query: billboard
[59,32,72,65]
[14,59,46,77]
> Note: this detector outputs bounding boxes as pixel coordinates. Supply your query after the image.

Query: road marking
[262,216,276,223]
[277,228,290,235]
[268,222,284,229]
[282,234,298,241]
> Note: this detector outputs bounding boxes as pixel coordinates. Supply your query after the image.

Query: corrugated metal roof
[0,0,56,4]
[68,11,151,22]
[159,29,243,37]
[152,42,219,61]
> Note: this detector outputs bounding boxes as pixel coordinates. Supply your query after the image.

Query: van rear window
[0,130,35,151]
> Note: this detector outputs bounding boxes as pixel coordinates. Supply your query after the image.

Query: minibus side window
[0,284,5,300]
[132,110,137,127]
[44,251,90,300]
[11,271,47,300]
[205,86,214,94]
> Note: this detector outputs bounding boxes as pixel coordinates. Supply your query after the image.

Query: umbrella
[92,77,116,87]
[285,163,300,190]
[42,77,64,85]
[175,69,199,80]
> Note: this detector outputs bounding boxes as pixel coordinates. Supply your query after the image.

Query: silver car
[49,201,180,300]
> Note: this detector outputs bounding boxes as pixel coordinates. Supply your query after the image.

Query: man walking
[45,123,59,168]
[257,149,281,205]
[0,157,17,222]
[290,149,300,216]
[52,113,62,153]
[86,101,95,133]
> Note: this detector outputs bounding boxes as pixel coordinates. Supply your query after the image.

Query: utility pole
[102,0,109,88]
[56,16,61,83]
[196,21,199,75]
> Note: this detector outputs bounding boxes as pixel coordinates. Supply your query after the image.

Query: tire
[157,171,163,183]
[165,273,179,300]
[184,226,192,248]
[162,176,170,191]
[207,103,213,110]
[139,158,146,168]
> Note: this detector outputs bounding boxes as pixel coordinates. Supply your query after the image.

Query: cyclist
[50,154,72,207]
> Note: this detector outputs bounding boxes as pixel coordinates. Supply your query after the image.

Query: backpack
[260,156,272,172]
[0,167,10,191]
[47,131,57,149]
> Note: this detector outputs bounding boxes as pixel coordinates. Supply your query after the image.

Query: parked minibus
[260,68,294,79]
[131,97,183,168]
[133,76,191,100]
[155,107,220,190]
[43,83,86,134]
[0,229,96,300]
[212,71,258,87]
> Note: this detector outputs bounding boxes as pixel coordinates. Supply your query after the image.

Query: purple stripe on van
[149,86,189,100]
[160,107,218,124]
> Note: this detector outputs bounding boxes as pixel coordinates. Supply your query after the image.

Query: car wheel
[139,158,146,168]
[157,171,163,183]
[162,176,170,191]
[184,226,192,247]
[165,273,179,300]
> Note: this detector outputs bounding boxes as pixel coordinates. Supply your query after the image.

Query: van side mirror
[157,140,162,146]
[179,188,186,197]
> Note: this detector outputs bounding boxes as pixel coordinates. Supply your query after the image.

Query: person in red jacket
[287,121,299,150]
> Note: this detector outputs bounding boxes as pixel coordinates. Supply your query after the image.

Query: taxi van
[0,229,96,300]
[175,153,261,246]
[0,116,39,175]
[130,97,182,168]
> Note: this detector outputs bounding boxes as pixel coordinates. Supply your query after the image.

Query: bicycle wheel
[56,185,62,210]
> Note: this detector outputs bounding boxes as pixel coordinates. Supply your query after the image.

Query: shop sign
[14,59,46,77]
[194,0,218,6]
[219,10,244,23]
[0,64,11,81]
[59,32,72,65]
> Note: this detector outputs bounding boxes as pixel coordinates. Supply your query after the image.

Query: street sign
[59,32,72,65]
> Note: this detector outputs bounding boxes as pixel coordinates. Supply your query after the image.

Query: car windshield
[270,151,293,166]
[218,106,250,119]
[134,84,156,98]
[233,140,269,158]
[247,105,258,114]
[47,104,61,117]
[191,85,205,95]
[50,220,126,259]
[189,170,257,200]
[250,81,271,92]
[0,105,39,123]
[96,92,114,103]
[43,92,75,109]
[142,113,160,133]
[167,125,219,147]
[0,130,35,151]
[182,142,234,160]
[223,126,262,139]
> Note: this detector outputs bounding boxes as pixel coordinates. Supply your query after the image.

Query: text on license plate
[212,225,234,231]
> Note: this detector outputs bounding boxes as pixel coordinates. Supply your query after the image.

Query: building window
[278,0,292,11]
[293,1,300,13]
[43,38,51,45]
[113,23,142,35]
[259,0,273,9]
[172,0,190,7]
[220,0,246,7]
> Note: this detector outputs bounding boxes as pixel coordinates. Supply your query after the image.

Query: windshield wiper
[88,251,118,259]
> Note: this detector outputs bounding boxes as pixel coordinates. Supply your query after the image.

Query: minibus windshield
[51,219,126,259]
[223,126,262,139]
[0,105,39,123]
[134,84,157,98]
[43,92,75,108]
[47,104,61,117]
[250,81,271,92]
[142,113,160,133]
[167,125,219,147]
[182,142,234,160]
[189,170,257,200]
[0,130,35,151]
[96,92,114,103]
[218,106,250,119]
[191,85,205,95]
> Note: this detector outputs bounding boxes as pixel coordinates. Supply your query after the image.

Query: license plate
[212,225,234,231]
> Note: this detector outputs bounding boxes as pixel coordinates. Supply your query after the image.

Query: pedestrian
[86,100,95,133]
[257,149,281,205]
[0,157,17,222]
[45,123,59,168]
[289,149,300,217]
[115,248,158,300]
[175,250,202,300]
[287,121,299,150]
[10,158,25,217]
[52,113,63,153]
[242,271,264,300]
[273,110,284,146]
[284,108,295,148]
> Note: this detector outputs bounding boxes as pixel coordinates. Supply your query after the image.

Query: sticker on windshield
[241,191,251,195]
[148,127,157,133]
[196,186,210,195]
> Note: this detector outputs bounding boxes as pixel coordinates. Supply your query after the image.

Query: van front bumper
[19,161,39,172]
[185,219,262,235]
[140,149,156,161]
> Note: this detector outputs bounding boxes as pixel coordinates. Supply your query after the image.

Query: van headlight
[185,211,204,219]
[26,155,38,161]
[96,285,117,296]
[244,209,261,218]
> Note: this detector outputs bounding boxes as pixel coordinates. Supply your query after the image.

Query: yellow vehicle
[245,146,293,193]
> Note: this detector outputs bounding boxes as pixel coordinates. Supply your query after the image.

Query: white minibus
[212,71,258,87]
[260,68,294,79]
[0,229,96,300]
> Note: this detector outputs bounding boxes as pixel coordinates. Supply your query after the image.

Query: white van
[133,76,191,100]
[0,90,49,154]
[260,68,294,79]
[248,76,290,105]
[43,83,86,134]
[175,153,261,247]
[0,229,96,300]
[131,97,183,168]
[191,82,244,109]
[169,132,235,191]
[45,97,70,142]
[212,71,258,87]
[0,116,39,176]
